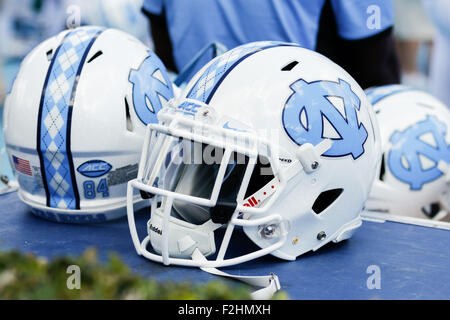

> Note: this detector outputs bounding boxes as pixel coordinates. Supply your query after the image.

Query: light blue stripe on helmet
[38,26,104,210]
[186,41,298,104]
[365,84,414,105]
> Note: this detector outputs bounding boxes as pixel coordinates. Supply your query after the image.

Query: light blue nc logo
[388,115,450,190]
[129,51,174,124]
[282,78,368,159]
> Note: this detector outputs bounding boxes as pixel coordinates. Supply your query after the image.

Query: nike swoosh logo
[223,121,247,132]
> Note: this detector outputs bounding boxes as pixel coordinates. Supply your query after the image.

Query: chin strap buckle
[249,273,281,300]
[191,248,281,300]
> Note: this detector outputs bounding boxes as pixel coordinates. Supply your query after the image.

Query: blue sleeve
[142,0,164,15]
[330,0,394,39]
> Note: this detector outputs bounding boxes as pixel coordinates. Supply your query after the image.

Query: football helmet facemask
[127,42,381,269]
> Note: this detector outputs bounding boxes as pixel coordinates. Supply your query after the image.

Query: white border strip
[361,211,450,230]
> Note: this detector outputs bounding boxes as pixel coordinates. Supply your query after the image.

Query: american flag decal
[13,155,32,176]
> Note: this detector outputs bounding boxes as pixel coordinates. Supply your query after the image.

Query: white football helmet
[365,85,450,220]
[3,26,176,223]
[127,42,381,269]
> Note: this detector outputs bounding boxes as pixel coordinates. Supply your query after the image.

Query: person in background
[0,0,67,106]
[0,0,66,190]
[143,0,400,89]
[64,0,153,48]
[423,0,450,108]
[0,0,65,61]
[392,0,434,89]
[0,0,152,103]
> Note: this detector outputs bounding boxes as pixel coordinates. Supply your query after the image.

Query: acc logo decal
[77,160,112,178]
[176,101,202,115]
[129,52,174,124]
[282,78,368,159]
[388,115,450,190]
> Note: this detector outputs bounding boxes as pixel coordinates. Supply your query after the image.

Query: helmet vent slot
[46,49,53,61]
[124,97,134,132]
[312,188,343,214]
[281,61,299,71]
[87,50,103,63]
[379,153,386,181]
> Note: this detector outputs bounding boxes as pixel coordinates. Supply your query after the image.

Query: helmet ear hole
[422,202,441,219]
[312,188,343,214]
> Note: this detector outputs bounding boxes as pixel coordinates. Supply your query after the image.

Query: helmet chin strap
[164,216,281,299]
[191,248,281,300]
[171,180,282,299]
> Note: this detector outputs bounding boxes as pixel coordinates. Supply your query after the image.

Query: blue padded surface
[0,190,449,300]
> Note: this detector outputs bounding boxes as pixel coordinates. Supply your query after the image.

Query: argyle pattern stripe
[38,26,103,209]
[186,41,295,103]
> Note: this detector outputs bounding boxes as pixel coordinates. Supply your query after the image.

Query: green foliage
[0,248,288,300]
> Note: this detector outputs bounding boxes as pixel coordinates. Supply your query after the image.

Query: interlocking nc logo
[282,78,368,159]
[129,52,174,124]
[388,115,450,190]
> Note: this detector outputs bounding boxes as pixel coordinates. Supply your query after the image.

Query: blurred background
[0,0,153,185]
[1,0,450,110]
[1,0,450,185]
[0,0,152,106]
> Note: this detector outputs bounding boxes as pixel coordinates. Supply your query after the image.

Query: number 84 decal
[83,178,109,199]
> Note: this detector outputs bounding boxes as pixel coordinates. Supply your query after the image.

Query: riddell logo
[243,196,259,207]
[279,157,292,163]
[149,224,162,235]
